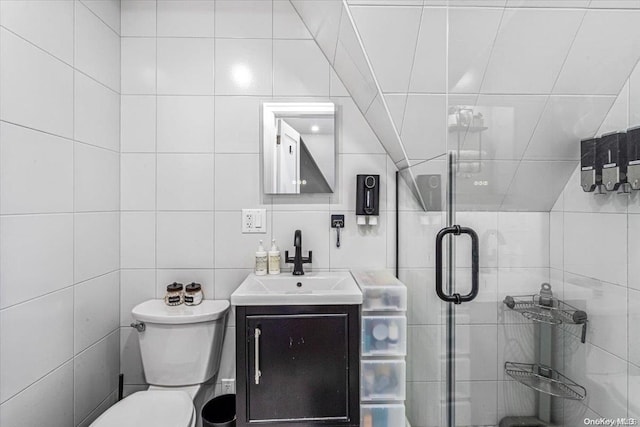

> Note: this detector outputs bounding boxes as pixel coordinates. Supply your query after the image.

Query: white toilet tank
[131,299,230,386]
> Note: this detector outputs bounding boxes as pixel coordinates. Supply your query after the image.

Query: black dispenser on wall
[356,174,379,225]
[627,126,640,190]
[600,131,628,192]
[580,137,601,192]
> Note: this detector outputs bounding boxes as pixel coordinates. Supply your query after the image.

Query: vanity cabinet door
[246,313,349,422]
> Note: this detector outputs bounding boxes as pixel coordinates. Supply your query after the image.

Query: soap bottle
[268,239,281,275]
[255,240,268,276]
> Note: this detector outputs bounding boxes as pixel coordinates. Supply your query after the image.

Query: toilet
[90,299,230,427]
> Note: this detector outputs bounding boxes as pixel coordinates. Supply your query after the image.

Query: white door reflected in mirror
[276,118,300,194]
[263,102,336,195]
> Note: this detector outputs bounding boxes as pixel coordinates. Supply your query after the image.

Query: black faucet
[285,230,312,275]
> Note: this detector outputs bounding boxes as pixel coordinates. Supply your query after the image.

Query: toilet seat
[90,390,195,427]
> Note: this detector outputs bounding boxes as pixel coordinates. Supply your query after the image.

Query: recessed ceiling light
[311,125,320,133]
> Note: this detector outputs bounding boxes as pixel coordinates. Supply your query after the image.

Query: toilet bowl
[90,299,230,427]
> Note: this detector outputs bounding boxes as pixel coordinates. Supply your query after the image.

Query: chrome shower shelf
[505,362,586,401]
[503,283,588,343]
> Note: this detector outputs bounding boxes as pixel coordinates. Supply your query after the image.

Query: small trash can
[201,394,236,427]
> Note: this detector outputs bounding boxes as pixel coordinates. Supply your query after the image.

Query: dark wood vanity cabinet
[235,305,360,427]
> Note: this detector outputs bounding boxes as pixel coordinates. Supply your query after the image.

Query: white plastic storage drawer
[352,270,408,312]
[361,404,405,427]
[361,360,406,402]
[361,286,407,312]
[362,316,407,356]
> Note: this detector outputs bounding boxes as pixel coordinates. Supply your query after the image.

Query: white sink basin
[231,272,363,306]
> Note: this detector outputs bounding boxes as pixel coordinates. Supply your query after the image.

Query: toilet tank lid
[132,300,230,324]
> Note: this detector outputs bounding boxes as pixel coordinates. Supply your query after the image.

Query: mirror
[262,102,336,194]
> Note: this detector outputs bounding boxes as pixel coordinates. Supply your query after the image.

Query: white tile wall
[547,60,640,421]
[497,380,536,422]
[0,123,73,214]
[448,7,503,94]
[74,271,120,354]
[273,0,312,40]
[121,38,156,95]
[407,325,442,381]
[74,72,120,152]
[74,212,120,282]
[214,0,272,39]
[409,7,446,93]
[157,0,215,38]
[80,0,120,35]
[214,96,260,153]
[75,1,120,92]
[74,143,119,212]
[0,28,74,138]
[74,331,120,425]
[0,289,74,403]
[628,214,640,291]
[0,361,74,427]
[120,328,146,385]
[157,38,214,95]
[120,269,156,326]
[0,2,121,426]
[0,214,74,309]
[121,212,156,269]
[157,96,214,153]
[0,0,74,64]
[349,6,421,93]
[156,212,215,268]
[481,8,584,94]
[406,381,442,427]
[400,94,447,160]
[118,0,394,399]
[554,9,640,95]
[273,40,330,96]
[121,153,156,211]
[497,212,549,268]
[156,154,214,210]
[563,212,627,286]
[121,0,155,37]
[214,153,262,210]
[121,95,156,152]
[214,38,272,96]
[455,381,499,426]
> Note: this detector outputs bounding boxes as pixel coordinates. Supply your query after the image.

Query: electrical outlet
[221,379,235,394]
[242,209,267,233]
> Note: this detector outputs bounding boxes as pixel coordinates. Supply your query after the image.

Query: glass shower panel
[397,161,447,427]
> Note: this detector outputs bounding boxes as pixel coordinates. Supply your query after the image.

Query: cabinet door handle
[254,328,262,385]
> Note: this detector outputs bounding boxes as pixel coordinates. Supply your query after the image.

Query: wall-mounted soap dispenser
[600,131,628,192]
[356,174,379,225]
[627,126,640,190]
[580,137,601,192]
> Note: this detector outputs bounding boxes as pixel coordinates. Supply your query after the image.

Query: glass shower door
[436,150,482,427]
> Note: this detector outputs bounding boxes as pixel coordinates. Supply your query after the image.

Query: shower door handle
[435,225,479,304]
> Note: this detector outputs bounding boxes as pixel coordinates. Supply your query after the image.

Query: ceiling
[291,0,640,211]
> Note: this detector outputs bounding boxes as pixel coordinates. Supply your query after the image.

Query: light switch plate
[242,209,267,233]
